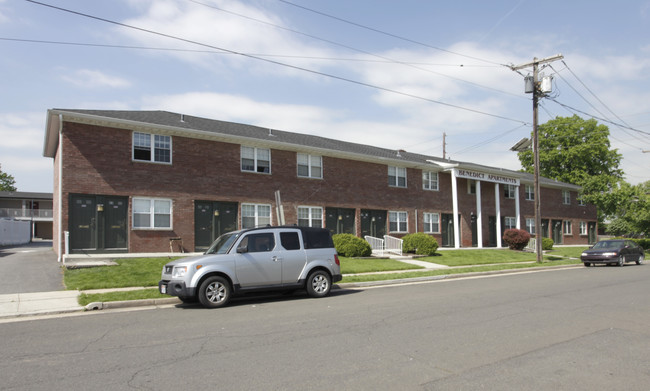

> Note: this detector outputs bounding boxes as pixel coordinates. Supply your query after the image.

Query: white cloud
[61,69,131,89]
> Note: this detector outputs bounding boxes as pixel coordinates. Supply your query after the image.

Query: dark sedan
[581,239,645,267]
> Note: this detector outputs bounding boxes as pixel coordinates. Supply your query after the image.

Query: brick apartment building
[43,109,597,260]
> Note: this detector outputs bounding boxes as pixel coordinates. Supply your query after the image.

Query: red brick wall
[56,121,598,253]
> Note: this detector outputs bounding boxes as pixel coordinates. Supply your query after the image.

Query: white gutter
[57,114,63,262]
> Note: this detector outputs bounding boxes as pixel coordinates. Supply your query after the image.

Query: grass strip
[79,288,167,307]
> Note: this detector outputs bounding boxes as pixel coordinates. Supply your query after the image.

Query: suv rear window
[302,228,334,249]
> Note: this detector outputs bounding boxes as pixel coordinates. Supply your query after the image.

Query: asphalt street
[1,263,649,390]
[0,240,63,294]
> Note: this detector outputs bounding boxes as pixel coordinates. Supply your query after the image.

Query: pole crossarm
[510,54,564,71]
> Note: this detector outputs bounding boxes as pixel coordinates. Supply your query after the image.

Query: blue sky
[1,0,649,192]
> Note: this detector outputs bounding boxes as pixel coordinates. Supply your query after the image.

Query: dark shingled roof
[46,109,580,190]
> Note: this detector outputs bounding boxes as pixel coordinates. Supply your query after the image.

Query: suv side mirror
[236,244,248,254]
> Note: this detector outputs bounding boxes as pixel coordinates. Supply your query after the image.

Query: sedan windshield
[592,240,623,249]
[205,232,240,254]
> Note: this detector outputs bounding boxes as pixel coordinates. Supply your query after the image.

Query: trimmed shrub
[402,232,439,256]
[542,237,554,251]
[332,234,372,257]
[502,229,531,251]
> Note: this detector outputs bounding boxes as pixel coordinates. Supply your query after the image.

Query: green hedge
[542,237,554,251]
[332,234,372,257]
[402,233,439,256]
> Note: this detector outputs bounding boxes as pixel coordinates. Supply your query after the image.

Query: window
[562,190,571,205]
[297,154,322,179]
[240,233,275,252]
[504,185,516,199]
[242,204,271,228]
[423,212,440,233]
[468,180,477,195]
[298,206,323,228]
[389,211,408,232]
[133,198,172,229]
[525,185,535,201]
[580,221,587,235]
[241,146,271,173]
[563,220,572,235]
[525,218,536,235]
[280,232,301,250]
[578,196,586,206]
[133,132,171,163]
[504,216,517,230]
[388,166,407,188]
[423,171,439,191]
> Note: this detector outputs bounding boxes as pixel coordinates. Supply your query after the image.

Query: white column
[495,183,502,248]
[451,169,460,249]
[515,185,521,229]
[476,180,482,248]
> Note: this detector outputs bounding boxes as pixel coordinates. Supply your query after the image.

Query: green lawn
[66,249,584,305]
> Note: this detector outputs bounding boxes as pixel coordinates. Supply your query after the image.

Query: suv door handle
[272,256,282,262]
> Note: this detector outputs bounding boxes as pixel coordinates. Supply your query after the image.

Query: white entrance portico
[448,166,521,249]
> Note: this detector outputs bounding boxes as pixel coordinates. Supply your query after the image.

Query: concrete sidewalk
[0,290,83,319]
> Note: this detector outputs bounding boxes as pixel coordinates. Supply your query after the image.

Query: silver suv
[159,226,342,308]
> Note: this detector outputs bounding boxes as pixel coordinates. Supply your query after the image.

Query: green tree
[0,164,17,192]
[603,181,650,237]
[517,115,623,219]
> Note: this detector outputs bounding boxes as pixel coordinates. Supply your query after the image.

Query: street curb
[82,264,582,311]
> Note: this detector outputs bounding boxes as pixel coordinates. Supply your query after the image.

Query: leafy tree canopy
[0,164,17,192]
[517,115,624,196]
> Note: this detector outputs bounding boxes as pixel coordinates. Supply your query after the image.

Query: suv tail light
[334,254,340,266]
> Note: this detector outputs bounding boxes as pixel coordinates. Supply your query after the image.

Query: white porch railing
[525,238,536,252]
[365,235,385,256]
[384,235,403,256]
[364,235,403,256]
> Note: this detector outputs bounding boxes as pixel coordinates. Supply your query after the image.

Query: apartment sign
[455,169,520,186]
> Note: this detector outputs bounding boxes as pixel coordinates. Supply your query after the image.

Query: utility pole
[442,132,447,160]
[511,54,563,263]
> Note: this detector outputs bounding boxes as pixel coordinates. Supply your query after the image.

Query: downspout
[57,114,64,263]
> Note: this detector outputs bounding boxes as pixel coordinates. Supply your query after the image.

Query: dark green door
[360,209,386,238]
[194,201,238,251]
[441,213,455,247]
[69,194,128,253]
[70,195,96,250]
[552,219,563,244]
[588,222,597,244]
[103,197,127,249]
[541,219,550,238]
[325,207,355,235]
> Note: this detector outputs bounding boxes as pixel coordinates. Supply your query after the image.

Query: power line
[277,0,508,67]
[548,99,650,137]
[185,0,523,99]
[23,0,530,126]
[452,124,527,156]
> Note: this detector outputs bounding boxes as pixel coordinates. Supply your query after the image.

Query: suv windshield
[205,232,241,254]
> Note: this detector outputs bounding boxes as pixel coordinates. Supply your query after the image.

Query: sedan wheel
[583,262,591,267]
[637,253,645,265]
[617,255,625,267]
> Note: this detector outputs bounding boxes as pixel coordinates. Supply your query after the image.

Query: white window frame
[525,185,535,201]
[504,185,516,199]
[133,132,172,164]
[388,166,407,188]
[389,211,408,233]
[422,171,439,191]
[563,220,572,235]
[297,153,322,179]
[423,212,440,233]
[562,190,571,205]
[525,218,536,235]
[297,206,323,228]
[468,180,477,195]
[132,197,172,230]
[580,221,588,235]
[504,216,517,230]
[241,203,272,228]
[241,146,271,174]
